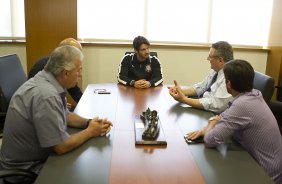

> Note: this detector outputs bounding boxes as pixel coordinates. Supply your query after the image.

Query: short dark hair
[133,36,150,51]
[223,59,254,92]
[212,41,234,63]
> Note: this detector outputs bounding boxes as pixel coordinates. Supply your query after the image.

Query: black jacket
[117,53,163,86]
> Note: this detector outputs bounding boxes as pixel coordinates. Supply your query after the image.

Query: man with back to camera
[169,41,234,113]
[117,36,163,88]
[186,60,282,183]
[0,46,112,179]
[28,38,83,104]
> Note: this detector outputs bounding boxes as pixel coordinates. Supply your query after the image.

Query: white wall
[0,45,268,91]
[82,46,268,90]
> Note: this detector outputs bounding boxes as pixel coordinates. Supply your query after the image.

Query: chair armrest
[0,169,38,184]
[0,169,37,179]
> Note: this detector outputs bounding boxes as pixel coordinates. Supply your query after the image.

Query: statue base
[134,115,167,145]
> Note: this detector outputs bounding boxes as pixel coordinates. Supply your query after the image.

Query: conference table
[35,84,273,184]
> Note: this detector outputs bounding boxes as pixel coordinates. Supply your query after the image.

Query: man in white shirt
[169,41,233,113]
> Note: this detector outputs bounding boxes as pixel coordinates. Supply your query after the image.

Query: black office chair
[0,54,36,184]
[0,54,27,136]
[274,78,282,102]
[0,166,37,184]
[269,78,282,133]
[253,71,274,104]
[124,51,158,57]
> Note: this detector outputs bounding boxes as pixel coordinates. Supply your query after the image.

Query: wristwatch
[86,119,91,128]
[130,80,135,86]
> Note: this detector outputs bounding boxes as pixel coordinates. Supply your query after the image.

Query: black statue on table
[141,108,160,140]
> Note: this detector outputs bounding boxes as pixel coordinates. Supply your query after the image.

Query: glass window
[210,0,273,46]
[78,0,144,40]
[78,0,273,46]
[0,0,25,39]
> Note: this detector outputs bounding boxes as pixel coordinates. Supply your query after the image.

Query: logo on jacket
[145,64,152,72]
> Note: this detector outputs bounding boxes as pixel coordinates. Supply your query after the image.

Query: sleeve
[204,103,252,147]
[149,56,163,87]
[67,85,83,103]
[33,95,70,148]
[117,55,134,86]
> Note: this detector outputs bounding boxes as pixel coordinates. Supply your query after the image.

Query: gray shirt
[205,89,282,183]
[0,70,70,174]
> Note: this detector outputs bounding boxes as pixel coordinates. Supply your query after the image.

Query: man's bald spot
[59,38,82,51]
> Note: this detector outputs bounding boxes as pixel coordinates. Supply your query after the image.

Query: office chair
[125,51,158,57]
[253,71,274,104]
[0,54,27,137]
[0,166,37,184]
[269,78,282,133]
[0,54,37,183]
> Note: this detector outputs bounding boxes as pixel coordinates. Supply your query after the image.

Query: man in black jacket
[28,38,83,104]
[117,36,163,88]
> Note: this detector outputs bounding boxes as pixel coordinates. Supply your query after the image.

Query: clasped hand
[168,80,186,103]
[87,117,113,137]
[134,79,150,89]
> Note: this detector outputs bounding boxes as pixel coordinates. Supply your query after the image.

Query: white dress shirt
[193,69,233,113]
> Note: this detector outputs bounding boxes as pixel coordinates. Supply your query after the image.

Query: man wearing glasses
[169,41,233,113]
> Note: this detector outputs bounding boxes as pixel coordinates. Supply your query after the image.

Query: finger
[169,87,176,94]
[102,123,111,129]
[103,120,112,126]
[96,118,103,123]
[185,131,194,138]
[135,83,142,88]
[186,131,198,139]
[190,132,201,140]
[174,80,178,87]
[101,118,108,122]
[100,127,111,136]
[175,86,182,94]
[92,117,99,121]
[107,121,113,126]
[106,127,111,133]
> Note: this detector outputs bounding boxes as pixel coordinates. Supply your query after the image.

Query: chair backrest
[125,51,158,57]
[253,71,274,104]
[276,78,282,102]
[0,54,27,112]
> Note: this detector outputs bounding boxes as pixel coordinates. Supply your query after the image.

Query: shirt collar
[132,53,151,64]
[41,70,66,94]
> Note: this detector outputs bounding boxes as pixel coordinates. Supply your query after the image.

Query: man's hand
[169,80,186,103]
[134,79,151,89]
[185,128,206,141]
[86,117,113,137]
[185,115,220,141]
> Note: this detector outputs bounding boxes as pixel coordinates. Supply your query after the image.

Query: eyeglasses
[207,55,220,61]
